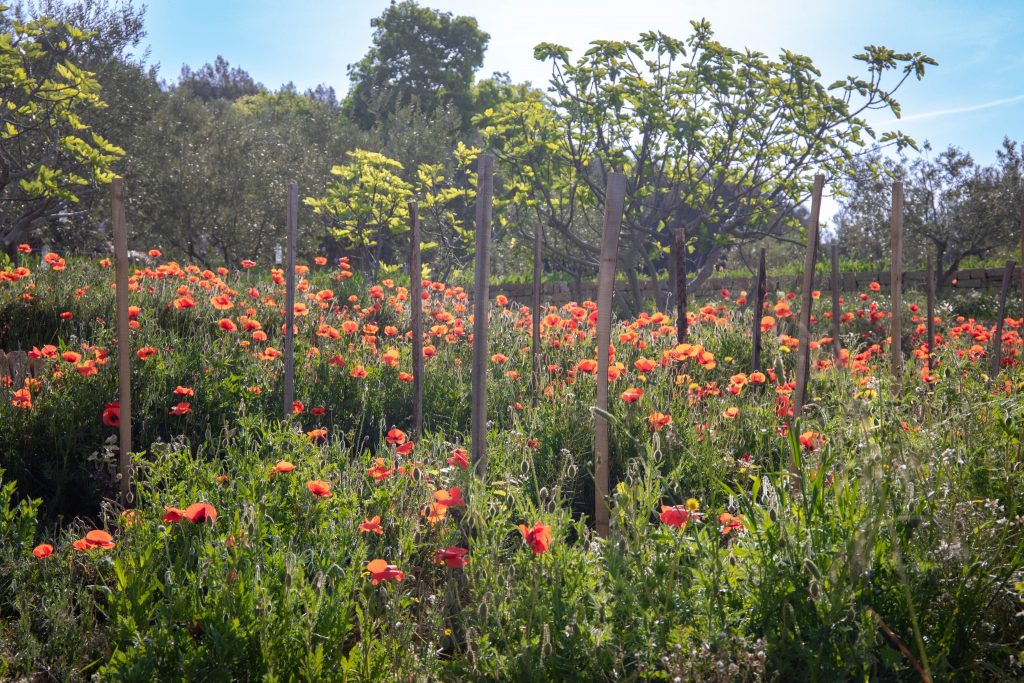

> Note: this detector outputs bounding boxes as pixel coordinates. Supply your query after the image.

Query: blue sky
[141,0,1023,166]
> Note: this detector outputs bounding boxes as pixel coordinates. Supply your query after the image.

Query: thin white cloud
[888,93,1024,124]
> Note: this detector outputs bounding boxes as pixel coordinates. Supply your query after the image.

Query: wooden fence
[484,265,1024,306]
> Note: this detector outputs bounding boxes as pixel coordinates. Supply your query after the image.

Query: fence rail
[485,266,1024,306]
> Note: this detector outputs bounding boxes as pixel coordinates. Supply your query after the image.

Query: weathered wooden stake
[282,183,297,419]
[991,260,1015,377]
[112,178,132,506]
[890,181,904,378]
[674,227,688,343]
[594,172,627,538]
[926,252,936,371]
[793,175,825,416]
[830,244,842,363]
[751,248,766,372]
[471,155,494,479]
[409,200,424,437]
[532,221,543,404]
[1019,201,1024,305]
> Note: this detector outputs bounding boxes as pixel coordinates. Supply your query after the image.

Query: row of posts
[109,164,1018,535]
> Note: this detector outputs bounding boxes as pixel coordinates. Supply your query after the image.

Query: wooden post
[471,155,494,479]
[793,175,825,416]
[282,183,297,419]
[409,200,424,437]
[594,172,627,538]
[991,261,1015,377]
[112,178,132,506]
[674,227,688,343]
[532,221,543,404]
[751,248,766,372]
[926,252,936,370]
[1019,201,1024,305]
[830,244,842,363]
[890,181,904,378]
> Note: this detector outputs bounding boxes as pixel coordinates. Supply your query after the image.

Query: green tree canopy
[0,3,125,255]
[344,0,489,131]
[480,21,935,307]
[834,139,1023,287]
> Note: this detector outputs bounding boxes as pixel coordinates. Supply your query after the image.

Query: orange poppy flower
[647,411,672,431]
[183,502,218,524]
[386,428,408,445]
[273,460,295,474]
[210,294,233,310]
[621,387,643,403]
[366,559,404,585]
[306,480,332,498]
[722,407,740,420]
[435,546,470,569]
[719,512,745,535]
[12,388,32,410]
[367,458,393,482]
[32,543,53,558]
[307,428,327,442]
[433,487,465,509]
[136,347,157,361]
[350,364,368,378]
[422,502,448,525]
[634,357,657,373]
[61,351,82,364]
[359,515,383,534]
[219,318,237,332]
[518,521,552,555]
[798,431,823,451]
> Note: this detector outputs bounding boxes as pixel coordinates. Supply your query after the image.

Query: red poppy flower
[136,347,157,361]
[359,515,383,534]
[163,506,185,523]
[518,521,552,555]
[183,502,218,524]
[366,559,404,585]
[434,546,470,569]
[74,529,115,550]
[99,403,118,423]
[241,259,256,269]
[32,543,53,558]
[306,480,332,497]
[61,351,82,363]
[395,441,415,456]
[447,448,469,469]
[386,428,408,445]
[173,386,194,397]
[169,402,192,416]
[17,243,31,254]
[219,318,237,332]
[659,505,690,528]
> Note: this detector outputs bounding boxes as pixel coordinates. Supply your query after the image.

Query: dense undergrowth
[1,251,1023,680]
